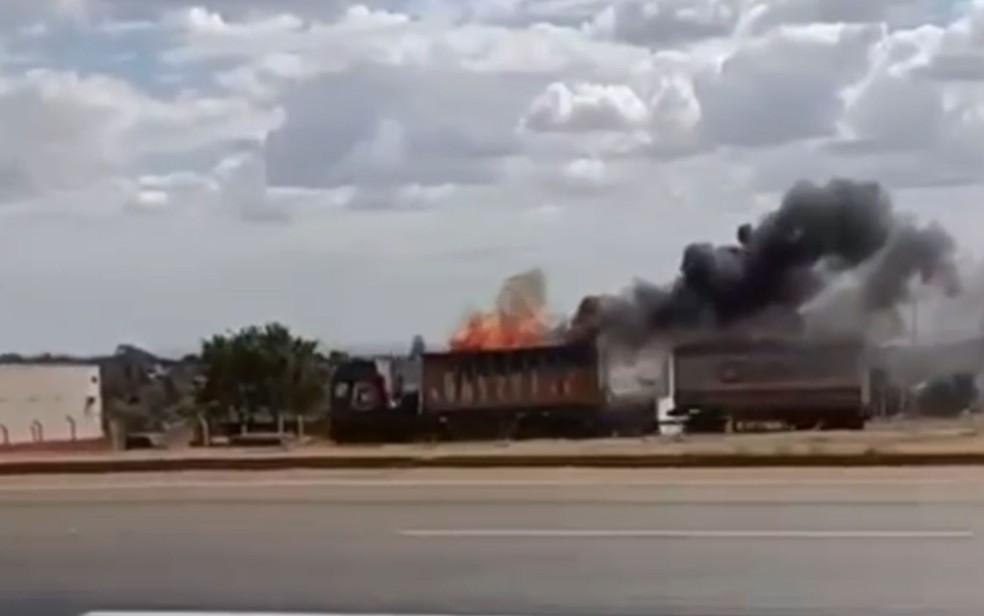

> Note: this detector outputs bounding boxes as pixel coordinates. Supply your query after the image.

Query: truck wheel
[686,409,727,433]
[820,417,865,431]
[845,417,866,431]
[330,422,352,443]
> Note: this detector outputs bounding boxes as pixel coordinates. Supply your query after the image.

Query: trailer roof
[422,340,594,360]
[674,334,865,354]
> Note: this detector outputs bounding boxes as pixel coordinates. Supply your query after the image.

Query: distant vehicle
[329,342,663,442]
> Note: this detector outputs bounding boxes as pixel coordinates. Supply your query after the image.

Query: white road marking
[399,528,975,539]
[84,613,512,616]
[1,476,981,493]
[84,613,346,616]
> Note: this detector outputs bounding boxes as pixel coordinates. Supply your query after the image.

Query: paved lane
[3,468,984,616]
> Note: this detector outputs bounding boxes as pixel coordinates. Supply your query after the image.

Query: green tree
[198,323,328,429]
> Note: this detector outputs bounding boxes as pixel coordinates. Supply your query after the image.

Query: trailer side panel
[420,343,603,415]
[673,337,869,429]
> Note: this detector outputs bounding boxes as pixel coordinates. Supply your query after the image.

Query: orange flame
[449,269,550,351]
[450,308,548,351]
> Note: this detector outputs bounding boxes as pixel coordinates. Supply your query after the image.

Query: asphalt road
[4,467,984,616]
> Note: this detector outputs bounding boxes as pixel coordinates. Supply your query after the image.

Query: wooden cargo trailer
[419,342,607,439]
[672,336,871,431]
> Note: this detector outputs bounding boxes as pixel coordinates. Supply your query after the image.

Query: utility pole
[911,298,919,345]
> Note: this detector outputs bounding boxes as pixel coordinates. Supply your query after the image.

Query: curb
[3,451,984,474]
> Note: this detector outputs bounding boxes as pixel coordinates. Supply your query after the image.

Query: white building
[0,364,103,446]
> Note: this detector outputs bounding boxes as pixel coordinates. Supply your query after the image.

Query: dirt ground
[319,414,984,457]
[4,416,984,462]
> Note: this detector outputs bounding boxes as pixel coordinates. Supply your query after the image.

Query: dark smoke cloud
[574,178,959,344]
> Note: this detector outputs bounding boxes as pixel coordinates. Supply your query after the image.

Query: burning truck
[329,344,675,443]
[329,270,668,442]
[329,179,960,442]
[327,332,895,441]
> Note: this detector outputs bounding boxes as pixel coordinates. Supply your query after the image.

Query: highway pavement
[3,467,984,616]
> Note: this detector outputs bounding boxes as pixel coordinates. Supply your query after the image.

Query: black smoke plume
[573,178,959,344]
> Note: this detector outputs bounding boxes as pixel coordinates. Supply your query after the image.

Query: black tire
[686,409,727,433]
[330,422,352,443]
[845,416,866,431]
[820,416,865,431]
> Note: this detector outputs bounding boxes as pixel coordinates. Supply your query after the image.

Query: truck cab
[329,357,420,442]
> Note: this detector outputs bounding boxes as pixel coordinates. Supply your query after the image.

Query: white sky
[0,0,982,355]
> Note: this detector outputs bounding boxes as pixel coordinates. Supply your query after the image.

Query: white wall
[0,364,103,445]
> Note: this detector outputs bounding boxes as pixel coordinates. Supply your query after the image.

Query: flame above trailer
[449,268,551,351]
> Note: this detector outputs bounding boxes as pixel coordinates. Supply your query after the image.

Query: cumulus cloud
[563,157,608,187]
[585,0,740,47]
[698,23,883,147]
[521,81,650,132]
[0,69,282,204]
[0,0,983,353]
